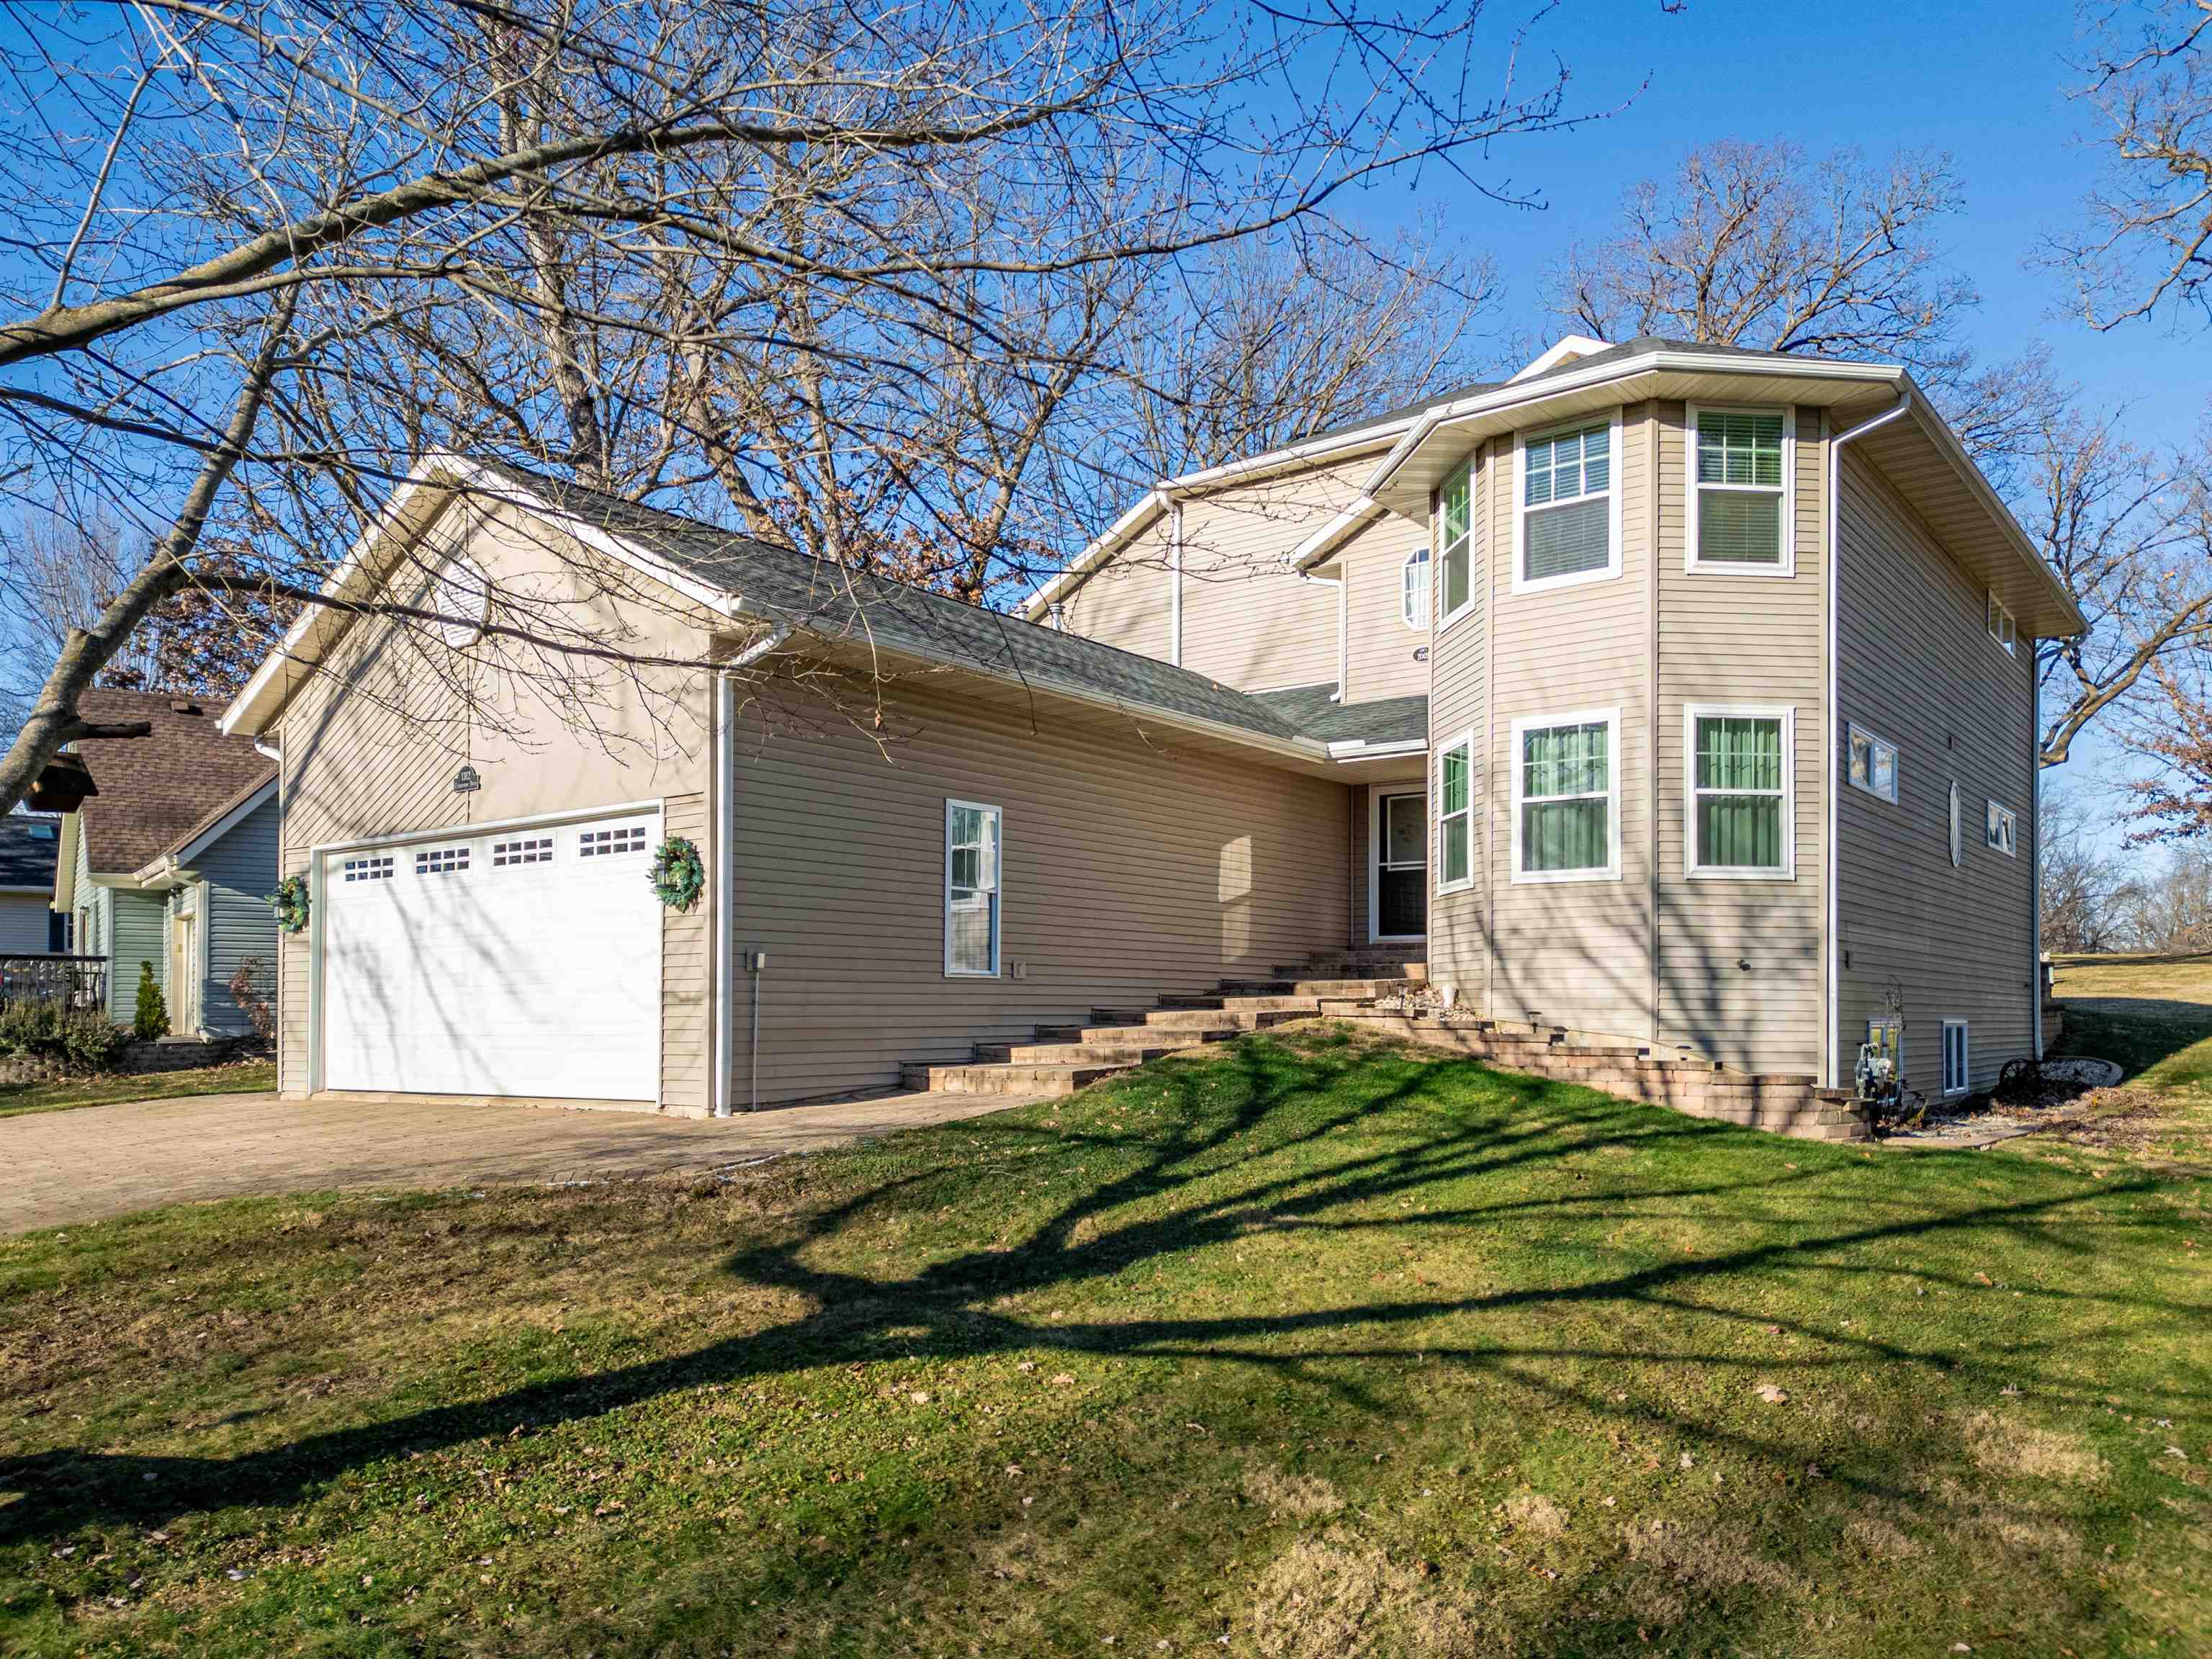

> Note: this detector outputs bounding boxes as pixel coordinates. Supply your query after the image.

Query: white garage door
[321,809,661,1100]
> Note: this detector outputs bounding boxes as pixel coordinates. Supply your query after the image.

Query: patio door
[1374,789,1427,941]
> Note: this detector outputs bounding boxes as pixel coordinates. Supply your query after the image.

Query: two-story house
[217,336,2073,1123]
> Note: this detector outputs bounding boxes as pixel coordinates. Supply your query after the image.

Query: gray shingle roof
[1251,684,1429,747]
[0,814,60,888]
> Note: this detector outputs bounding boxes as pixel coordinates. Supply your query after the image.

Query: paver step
[1158,994,1324,1015]
[1134,1007,1295,1031]
[1277,958,1429,981]
[898,1061,1132,1097]
[1220,976,1421,998]
[975,1038,1201,1066]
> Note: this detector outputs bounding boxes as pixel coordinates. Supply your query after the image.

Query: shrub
[228,956,275,1042]
[133,961,169,1042]
[0,999,124,1071]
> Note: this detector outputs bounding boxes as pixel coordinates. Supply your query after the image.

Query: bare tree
[2041,791,2131,951]
[0,0,1612,814]
[2113,840,2212,952]
[2048,0,2212,330]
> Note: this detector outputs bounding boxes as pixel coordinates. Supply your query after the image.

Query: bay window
[1688,406,1793,572]
[1516,415,1619,592]
[1685,706,1794,878]
[1512,709,1619,881]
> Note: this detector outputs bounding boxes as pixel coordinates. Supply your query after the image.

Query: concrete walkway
[1,1088,1040,1234]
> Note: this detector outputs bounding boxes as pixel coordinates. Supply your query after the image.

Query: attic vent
[168,698,201,714]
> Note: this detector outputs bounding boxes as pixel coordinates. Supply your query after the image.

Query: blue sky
[1401,0,2203,830]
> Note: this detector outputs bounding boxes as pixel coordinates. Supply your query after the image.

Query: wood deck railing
[0,954,109,1012]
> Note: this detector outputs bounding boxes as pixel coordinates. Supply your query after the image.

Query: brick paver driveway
[1,1089,1037,1233]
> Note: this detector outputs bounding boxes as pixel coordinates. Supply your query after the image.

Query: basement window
[1941,1020,1970,1097]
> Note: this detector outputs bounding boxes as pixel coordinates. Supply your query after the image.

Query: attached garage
[318,806,662,1102]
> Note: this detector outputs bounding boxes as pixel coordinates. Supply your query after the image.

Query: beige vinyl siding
[1426,450,1489,988]
[1339,511,1432,704]
[1835,449,2038,1094]
[1175,466,1348,690]
[271,500,715,1106]
[1483,410,1653,1040]
[727,676,1349,1102]
[1057,513,1174,661]
[1652,403,1825,1073]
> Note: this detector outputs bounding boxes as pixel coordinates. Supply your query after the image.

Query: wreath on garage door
[649,835,706,913]
[268,873,312,935]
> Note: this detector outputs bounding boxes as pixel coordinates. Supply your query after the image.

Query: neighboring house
[0,813,67,954]
[215,333,2076,1117]
[38,690,280,1035]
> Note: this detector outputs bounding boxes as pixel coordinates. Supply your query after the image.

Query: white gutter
[712,671,736,1117]
[1825,395,1911,1089]
[1169,501,1183,667]
[723,623,791,670]
[1325,738,1426,760]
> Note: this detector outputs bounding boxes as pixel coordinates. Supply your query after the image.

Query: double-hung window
[1516,415,1618,593]
[1688,406,1793,572]
[1941,1021,1970,1097]
[1513,710,1619,881]
[1435,734,1474,894]
[1685,706,1794,878]
[1987,592,2017,655]
[944,800,1002,976]
[1986,799,2018,858]
[1437,467,1473,628]
[1403,545,1431,630]
[1846,724,1899,804]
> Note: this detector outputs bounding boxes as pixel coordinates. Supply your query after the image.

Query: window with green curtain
[1522,423,1611,583]
[1439,467,1472,619]
[1519,719,1609,873]
[1437,742,1471,887]
[1692,714,1785,870]
[1695,410,1785,565]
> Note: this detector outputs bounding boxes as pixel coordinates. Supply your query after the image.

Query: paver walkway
[1,1088,1038,1233]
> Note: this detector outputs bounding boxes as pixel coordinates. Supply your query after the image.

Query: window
[1438,467,1473,627]
[436,554,488,648]
[493,836,554,867]
[1512,710,1619,881]
[1688,406,1793,572]
[342,855,395,883]
[415,845,469,876]
[1948,783,1963,868]
[1941,1021,1970,1097]
[1516,417,1619,592]
[1845,724,1899,804]
[1435,735,1474,893]
[1401,545,1431,630]
[945,801,1002,976]
[1987,591,2017,656]
[579,824,647,858]
[1686,707,1794,878]
[1986,799,2018,857]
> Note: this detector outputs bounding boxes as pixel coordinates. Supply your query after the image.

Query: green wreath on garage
[649,835,706,913]
[268,873,312,935]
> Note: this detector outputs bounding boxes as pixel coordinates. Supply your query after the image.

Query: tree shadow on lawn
[0,1033,2191,1550]
[2056,993,2212,1083]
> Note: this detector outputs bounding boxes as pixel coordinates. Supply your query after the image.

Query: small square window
[342,855,394,883]
[1987,592,2018,656]
[578,824,647,858]
[415,845,469,876]
[493,836,554,867]
[1986,800,2017,857]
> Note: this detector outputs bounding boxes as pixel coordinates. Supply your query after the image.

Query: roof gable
[62,690,275,876]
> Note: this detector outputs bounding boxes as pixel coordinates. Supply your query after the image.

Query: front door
[1375,790,1427,941]
[169,907,198,1035]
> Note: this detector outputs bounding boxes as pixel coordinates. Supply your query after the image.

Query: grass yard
[0,1061,276,1120]
[1,1026,2207,1657]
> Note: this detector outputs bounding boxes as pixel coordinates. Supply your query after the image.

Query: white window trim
[1437,465,1477,634]
[1434,731,1477,896]
[1941,1020,1970,1097]
[1401,544,1431,631]
[1986,798,2018,858]
[1511,410,1624,597]
[1684,403,1797,577]
[1682,703,1797,881]
[1510,706,1622,884]
[1986,590,2018,658]
[943,797,1003,979]
[1845,721,1899,805]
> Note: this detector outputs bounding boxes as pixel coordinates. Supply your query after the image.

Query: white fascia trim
[158,775,279,875]
[1509,706,1624,885]
[1020,489,1168,619]
[307,797,665,859]
[222,452,744,737]
[1511,409,1625,598]
[1681,703,1797,881]
[1287,494,1383,572]
[53,812,77,911]
[1684,403,1798,577]
[1509,334,1611,382]
[1326,738,1428,760]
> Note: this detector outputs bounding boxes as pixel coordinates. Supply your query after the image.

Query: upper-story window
[1987,591,2018,656]
[1986,799,2018,858]
[1846,723,1899,804]
[1688,405,1793,574]
[1438,467,1473,629]
[1402,545,1431,630]
[1516,415,1619,594]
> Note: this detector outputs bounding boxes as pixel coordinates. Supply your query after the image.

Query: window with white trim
[343,855,395,883]
[1518,420,1616,590]
[1948,783,1963,868]
[415,845,469,876]
[579,824,647,858]
[1846,724,1899,804]
[1941,1020,1969,1097]
[493,836,554,867]
[1987,591,2017,656]
[1514,711,1618,881]
[1688,406,1792,571]
[1437,467,1473,627]
[1986,799,2018,857]
[1435,735,1473,893]
[1402,545,1431,630]
[1686,707,1793,877]
[436,554,489,648]
[945,800,1002,976]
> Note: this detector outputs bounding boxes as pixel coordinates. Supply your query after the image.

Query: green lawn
[1,1028,2206,1657]
[0,1061,276,1120]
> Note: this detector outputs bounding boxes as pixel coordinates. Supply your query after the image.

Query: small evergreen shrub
[133,960,170,1042]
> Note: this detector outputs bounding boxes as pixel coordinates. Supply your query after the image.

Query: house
[215,333,2076,1120]
[0,812,67,954]
[40,689,281,1035]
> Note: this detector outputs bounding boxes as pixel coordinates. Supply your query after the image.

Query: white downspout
[2031,669,2044,1058]
[1825,395,1911,1089]
[1169,500,1184,667]
[712,671,735,1117]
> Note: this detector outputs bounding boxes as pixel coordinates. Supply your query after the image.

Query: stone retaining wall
[114,1035,268,1075]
